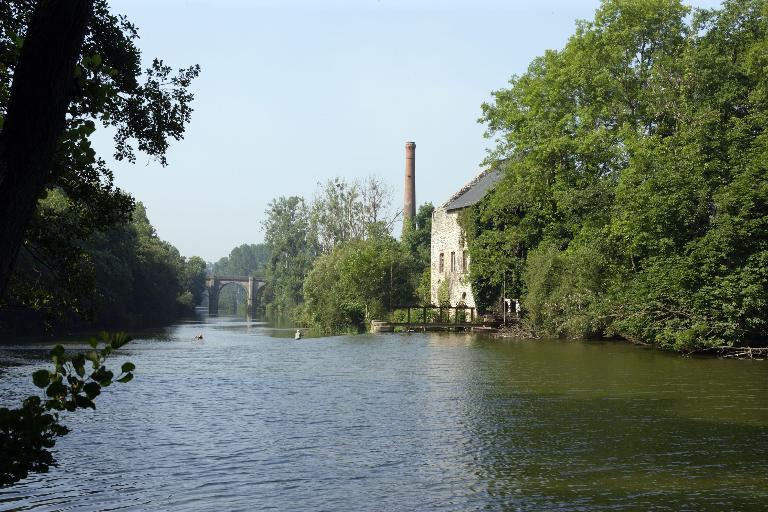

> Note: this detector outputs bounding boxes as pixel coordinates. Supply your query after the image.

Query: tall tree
[311,175,397,253]
[263,196,317,316]
[0,0,94,297]
[464,0,768,350]
[0,0,199,298]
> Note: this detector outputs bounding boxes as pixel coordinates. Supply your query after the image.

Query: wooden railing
[389,304,480,326]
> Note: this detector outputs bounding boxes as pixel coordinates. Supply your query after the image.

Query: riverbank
[0,308,200,342]
[491,323,768,360]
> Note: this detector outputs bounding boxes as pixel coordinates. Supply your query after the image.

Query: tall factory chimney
[404,141,416,223]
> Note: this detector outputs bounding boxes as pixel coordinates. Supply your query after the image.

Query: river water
[1,317,767,511]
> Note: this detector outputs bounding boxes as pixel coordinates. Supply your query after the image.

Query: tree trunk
[0,0,93,299]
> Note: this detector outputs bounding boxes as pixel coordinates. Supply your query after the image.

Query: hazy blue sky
[94,0,722,262]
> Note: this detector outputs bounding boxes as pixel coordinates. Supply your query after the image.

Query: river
[1,317,767,511]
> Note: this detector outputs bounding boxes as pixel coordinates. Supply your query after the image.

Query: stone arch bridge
[205,275,267,317]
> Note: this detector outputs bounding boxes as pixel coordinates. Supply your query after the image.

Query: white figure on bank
[294,329,302,340]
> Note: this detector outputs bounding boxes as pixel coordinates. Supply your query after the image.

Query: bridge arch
[205,275,267,317]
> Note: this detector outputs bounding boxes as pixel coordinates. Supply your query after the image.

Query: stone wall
[430,206,475,308]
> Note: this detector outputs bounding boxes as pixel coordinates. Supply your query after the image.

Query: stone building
[430,167,502,308]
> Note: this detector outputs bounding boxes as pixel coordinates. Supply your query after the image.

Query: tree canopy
[303,236,417,332]
[0,0,199,299]
[0,0,202,332]
[462,0,768,351]
[255,175,430,329]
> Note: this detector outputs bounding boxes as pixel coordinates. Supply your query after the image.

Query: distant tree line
[460,0,767,351]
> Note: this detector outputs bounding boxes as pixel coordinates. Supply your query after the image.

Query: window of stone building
[450,251,456,272]
[439,252,444,273]
[462,250,468,273]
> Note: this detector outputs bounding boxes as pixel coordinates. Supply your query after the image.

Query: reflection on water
[0,318,766,511]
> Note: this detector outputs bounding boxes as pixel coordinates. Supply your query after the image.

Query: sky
[93,0,723,262]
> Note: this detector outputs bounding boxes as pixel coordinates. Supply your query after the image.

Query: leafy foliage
[303,236,418,331]
[0,0,199,326]
[257,173,430,330]
[463,0,768,350]
[260,176,403,322]
[1,198,206,332]
[401,203,434,268]
[0,331,134,487]
[212,244,270,277]
[1,0,199,230]
[262,196,317,319]
[310,176,397,253]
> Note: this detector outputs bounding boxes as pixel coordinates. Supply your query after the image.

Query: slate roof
[443,167,503,211]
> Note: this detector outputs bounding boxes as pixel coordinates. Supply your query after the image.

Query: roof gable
[443,167,503,211]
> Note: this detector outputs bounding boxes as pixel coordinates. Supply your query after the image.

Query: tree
[0,0,199,298]
[401,202,434,267]
[260,175,400,321]
[465,0,768,350]
[180,256,207,308]
[0,0,94,297]
[303,236,417,331]
[311,175,397,254]
[2,198,206,332]
[262,196,317,317]
[213,243,270,276]
[402,202,434,304]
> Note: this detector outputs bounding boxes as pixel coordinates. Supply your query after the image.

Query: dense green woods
[1,190,207,333]
[461,0,768,350]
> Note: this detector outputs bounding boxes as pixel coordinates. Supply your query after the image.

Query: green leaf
[52,424,70,436]
[83,382,101,399]
[121,361,135,373]
[73,354,86,378]
[88,338,99,349]
[110,332,132,349]
[46,381,67,398]
[75,395,95,410]
[32,370,50,388]
[86,350,100,366]
[46,399,64,411]
[98,370,114,387]
[50,345,65,360]
[116,372,133,384]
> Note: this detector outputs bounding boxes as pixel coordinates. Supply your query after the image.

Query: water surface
[1,318,767,511]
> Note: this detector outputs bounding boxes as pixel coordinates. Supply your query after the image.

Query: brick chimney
[404,141,416,223]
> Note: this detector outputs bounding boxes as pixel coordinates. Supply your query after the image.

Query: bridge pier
[247,276,256,318]
[207,277,219,315]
